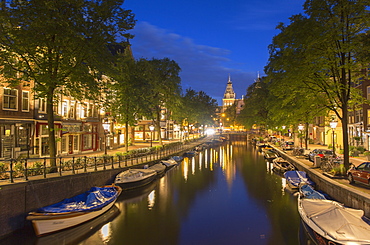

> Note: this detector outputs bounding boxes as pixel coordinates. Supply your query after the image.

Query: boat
[36,205,120,244]
[272,157,295,173]
[170,156,183,162]
[147,163,166,175]
[263,149,279,160]
[183,150,197,157]
[161,158,178,169]
[299,184,326,200]
[284,170,314,189]
[298,196,370,244]
[27,185,121,237]
[114,168,157,190]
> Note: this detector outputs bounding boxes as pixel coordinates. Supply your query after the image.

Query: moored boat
[284,170,314,189]
[161,158,178,169]
[298,184,326,200]
[171,156,183,162]
[272,157,295,173]
[148,163,166,176]
[298,197,370,245]
[263,149,279,161]
[114,168,157,190]
[27,185,121,237]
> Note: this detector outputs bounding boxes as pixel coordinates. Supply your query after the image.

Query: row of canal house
[0,81,178,160]
[284,69,370,152]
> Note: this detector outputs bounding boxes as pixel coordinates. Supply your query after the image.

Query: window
[3,88,17,110]
[39,98,47,113]
[81,103,87,118]
[22,91,29,111]
[69,102,75,119]
[61,101,67,117]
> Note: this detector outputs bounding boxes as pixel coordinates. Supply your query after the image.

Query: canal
[1,140,312,245]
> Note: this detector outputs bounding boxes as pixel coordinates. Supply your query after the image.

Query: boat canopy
[301,198,370,243]
[37,186,119,213]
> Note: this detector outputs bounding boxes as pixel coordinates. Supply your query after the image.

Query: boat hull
[115,172,157,190]
[27,185,121,237]
[29,200,116,237]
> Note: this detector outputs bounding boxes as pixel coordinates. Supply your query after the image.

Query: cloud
[129,21,255,104]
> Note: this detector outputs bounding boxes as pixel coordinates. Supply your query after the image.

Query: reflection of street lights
[149,125,155,147]
[330,120,338,156]
[298,124,304,148]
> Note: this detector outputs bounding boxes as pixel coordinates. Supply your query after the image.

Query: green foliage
[263,0,370,169]
[0,0,136,164]
[0,162,7,179]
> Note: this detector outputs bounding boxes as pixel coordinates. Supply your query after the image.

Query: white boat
[298,196,370,244]
[148,163,166,175]
[27,185,121,237]
[114,168,157,190]
[161,158,177,169]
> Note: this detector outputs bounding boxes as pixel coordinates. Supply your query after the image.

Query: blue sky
[123,0,305,104]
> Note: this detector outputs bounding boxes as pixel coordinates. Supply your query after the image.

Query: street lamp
[149,125,155,147]
[298,124,304,148]
[330,120,338,156]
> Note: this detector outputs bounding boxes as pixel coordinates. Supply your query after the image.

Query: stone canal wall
[0,168,125,238]
[281,151,370,218]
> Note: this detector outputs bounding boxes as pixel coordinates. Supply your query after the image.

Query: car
[282,141,295,150]
[347,162,370,186]
[308,149,334,162]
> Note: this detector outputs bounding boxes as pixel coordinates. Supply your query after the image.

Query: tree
[144,58,182,145]
[265,0,370,169]
[174,89,218,136]
[106,47,150,152]
[0,0,135,166]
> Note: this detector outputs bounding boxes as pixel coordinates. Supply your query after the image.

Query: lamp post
[330,120,338,156]
[149,125,155,147]
[298,124,304,148]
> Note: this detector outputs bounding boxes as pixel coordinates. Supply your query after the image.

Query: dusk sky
[124,0,305,104]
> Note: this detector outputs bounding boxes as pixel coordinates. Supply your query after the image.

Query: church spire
[224,75,235,99]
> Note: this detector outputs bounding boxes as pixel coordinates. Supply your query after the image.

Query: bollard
[111,156,114,169]
[94,157,97,171]
[118,156,121,168]
[103,156,106,170]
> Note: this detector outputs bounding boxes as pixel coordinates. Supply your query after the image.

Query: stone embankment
[274,146,370,218]
[0,138,208,238]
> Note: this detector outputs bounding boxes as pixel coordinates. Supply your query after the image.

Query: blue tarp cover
[37,186,118,213]
[284,170,315,187]
[300,184,326,200]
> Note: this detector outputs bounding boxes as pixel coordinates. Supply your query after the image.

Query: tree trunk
[156,107,162,145]
[47,92,57,169]
[125,121,129,152]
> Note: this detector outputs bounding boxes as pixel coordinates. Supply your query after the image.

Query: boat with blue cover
[284,170,314,189]
[27,185,121,236]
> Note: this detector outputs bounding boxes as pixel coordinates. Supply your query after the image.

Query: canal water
[1,140,313,245]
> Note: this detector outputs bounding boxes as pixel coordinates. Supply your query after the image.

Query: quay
[272,144,370,217]
[0,137,210,238]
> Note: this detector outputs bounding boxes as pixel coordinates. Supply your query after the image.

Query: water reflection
[2,140,315,245]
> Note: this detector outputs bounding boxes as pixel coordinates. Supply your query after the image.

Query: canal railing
[0,137,209,185]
